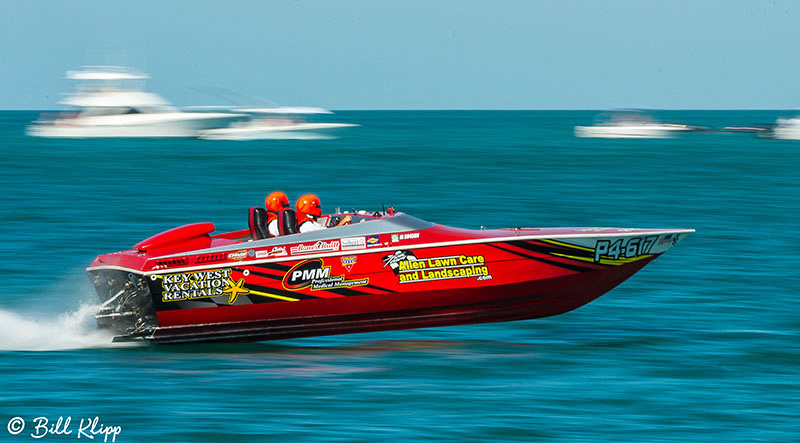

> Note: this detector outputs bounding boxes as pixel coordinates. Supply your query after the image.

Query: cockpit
[242,208,433,247]
[248,207,401,241]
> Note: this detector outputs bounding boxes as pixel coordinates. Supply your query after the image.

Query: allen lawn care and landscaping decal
[382,250,492,283]
[282,259,369,291]
[157,269,250,304]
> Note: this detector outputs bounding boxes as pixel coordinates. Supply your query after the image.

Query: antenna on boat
[382,203,386,216]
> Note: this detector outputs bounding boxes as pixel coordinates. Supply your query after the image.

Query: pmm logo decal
[283,259,330,290]
[282,259,369,291]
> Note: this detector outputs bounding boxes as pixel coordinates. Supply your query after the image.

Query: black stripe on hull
[488,242,597,273]
[243,282,320,302]
[508,240,599,263]
[236,267,395,296]
[524,239,596,260]
[248,262,293,272]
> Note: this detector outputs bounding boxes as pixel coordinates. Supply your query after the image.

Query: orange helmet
[296,194,322,217]
[265,191,290,212]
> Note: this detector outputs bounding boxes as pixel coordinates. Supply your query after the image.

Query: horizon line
[2,108,800,112]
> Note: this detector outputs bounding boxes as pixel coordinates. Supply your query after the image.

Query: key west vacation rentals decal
[156,269,249,304]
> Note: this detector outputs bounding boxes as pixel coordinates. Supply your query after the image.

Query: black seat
[248,207,270,240]
[278,209,298,235]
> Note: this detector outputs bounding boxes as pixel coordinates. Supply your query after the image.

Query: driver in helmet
[265,191,290,237]
[296,194,351,233]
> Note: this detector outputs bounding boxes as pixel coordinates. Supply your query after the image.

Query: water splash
[0,304,116,351]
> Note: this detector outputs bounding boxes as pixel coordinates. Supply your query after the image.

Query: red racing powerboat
[86,209,693,344]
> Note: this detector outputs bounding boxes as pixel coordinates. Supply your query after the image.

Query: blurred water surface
[0,110,797,441]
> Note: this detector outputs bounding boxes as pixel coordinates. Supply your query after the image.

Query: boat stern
[87,268,158,342]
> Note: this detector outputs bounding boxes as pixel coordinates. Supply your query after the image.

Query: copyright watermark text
[7,416,121,442]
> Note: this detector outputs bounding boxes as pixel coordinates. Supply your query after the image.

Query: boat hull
[149,257,652,343]
[27,113,243,138]
[88,225,690,344]
[198,122,359,141]
[574,124,688,139]
[770,118,800,140]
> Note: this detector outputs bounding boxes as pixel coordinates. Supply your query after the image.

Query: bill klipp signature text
[6,416,121,442]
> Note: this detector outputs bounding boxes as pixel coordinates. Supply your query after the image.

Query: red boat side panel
[150,257,654,343]
[212,229,251,240]
[134,222,216,253]
[150,238,659,330]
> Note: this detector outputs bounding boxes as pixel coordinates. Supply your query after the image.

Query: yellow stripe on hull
[247,289,299,302]
[540,239,595,252]
[551,252,654,266]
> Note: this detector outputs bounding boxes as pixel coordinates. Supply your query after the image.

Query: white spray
[0,304,118,351]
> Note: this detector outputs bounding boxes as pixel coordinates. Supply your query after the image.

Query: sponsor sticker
[391,232,420,242]
[382,250,492,283]
[256,246,288,258]
[341,236,367,251]
[227,250,249,261]
[341,255,357,271]
[158,269,250,303]
[282,259,369,291]
[290,240,340,255]
[366,235,381,247]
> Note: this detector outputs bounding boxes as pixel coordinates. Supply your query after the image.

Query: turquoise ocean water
[0,110,797,441]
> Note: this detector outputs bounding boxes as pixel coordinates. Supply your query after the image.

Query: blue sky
[1,0,798,110]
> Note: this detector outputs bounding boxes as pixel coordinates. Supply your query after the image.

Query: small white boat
[575,112,693,139]
[198,107,358,140]
[769,117,800,140]
[27,67,244,138]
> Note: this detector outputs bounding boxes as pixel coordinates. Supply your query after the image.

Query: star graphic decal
[222,278,250,305]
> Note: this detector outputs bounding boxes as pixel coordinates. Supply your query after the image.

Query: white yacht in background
[27,67,244,138]
[769,116,800,140]
[574,111,693,139]
[198,106,359,140]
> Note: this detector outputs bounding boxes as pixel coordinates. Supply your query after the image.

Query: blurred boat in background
[768,116,800,140]
[26,66,244,138]
[574,110,694,139]
[198,106,358,140]
[720,125,771,134]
